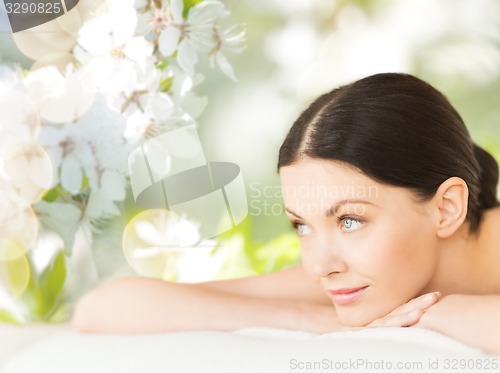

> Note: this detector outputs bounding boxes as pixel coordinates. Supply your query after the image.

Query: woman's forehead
[279,159,417,214]
[279,158,376,191]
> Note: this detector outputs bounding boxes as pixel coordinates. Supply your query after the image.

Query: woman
[72,73,500,355]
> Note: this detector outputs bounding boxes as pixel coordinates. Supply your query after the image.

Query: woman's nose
[309,239,348,277]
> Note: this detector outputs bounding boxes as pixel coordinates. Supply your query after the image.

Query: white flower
[0,66,23,94]
[124,111,155,143]
[24,65,97,124]
[0,90,40,140]
[0,189,39,260]
[123,90,175,144]
[39,95,130,220]
[76,1,154,97]
[104,56,161,114]
[0,86,41,140]
[0,131,53,204]
[167,66,208,119]
[39,124,92,194]
[85,169,126,219]
[157,0,225,76]
[83,39,154,97]
[209,23,246,81]
[78,0,138,56]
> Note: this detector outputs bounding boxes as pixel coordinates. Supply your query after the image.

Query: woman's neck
[420,211,500,296]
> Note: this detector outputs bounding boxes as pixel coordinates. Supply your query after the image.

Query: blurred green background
[1,0,499,285]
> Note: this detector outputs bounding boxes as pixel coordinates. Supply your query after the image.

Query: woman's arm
[415,294,500,355]
[71,275,341,334]
[198,264,331,304]
[71,264,440,334]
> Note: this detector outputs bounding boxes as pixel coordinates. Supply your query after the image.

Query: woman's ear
[431,177,469,238]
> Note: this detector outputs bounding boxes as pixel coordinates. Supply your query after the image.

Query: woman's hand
[364,291,442,328]
[299,291,442,333]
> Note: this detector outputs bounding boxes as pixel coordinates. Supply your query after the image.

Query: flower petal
[101,170,126,201]
[124,111,151,141]
[182,92,207,118]
[110,5,138,46]
[150,93,174,122]
[169,0,185,23]
[177,40,198,76]
[215,52,237,81]
[188,1,223,25]
[123,37,154,61]
[158,27,181,57]
[78,15,114,55]
[60,155,83,194]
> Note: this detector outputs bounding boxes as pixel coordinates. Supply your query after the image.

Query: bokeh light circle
[0,90,41,140]
[0,191,39,262]
[122,209,200,280]
[0,243,30,298]
[0,133,54,204]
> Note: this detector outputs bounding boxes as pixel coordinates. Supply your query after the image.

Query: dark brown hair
[278,73,499,234]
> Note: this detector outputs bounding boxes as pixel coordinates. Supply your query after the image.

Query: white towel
[1,324,492,373]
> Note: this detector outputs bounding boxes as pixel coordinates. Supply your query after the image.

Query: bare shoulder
[199,264,331,304]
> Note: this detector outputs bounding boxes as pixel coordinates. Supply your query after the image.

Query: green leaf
[48,302,71,323]
[81,175,89,191]
[0,309,23,325]
[42,184,71,203]
[156,58,170,70]
[42,188,59,202]
[18,260,41,320]
[183,0,203,18]
[19,252,67,321]
[160,76,174,93]
[3,241,30,296]
[37,251,67,318]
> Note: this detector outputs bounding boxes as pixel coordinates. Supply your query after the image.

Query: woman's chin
[337,312,375,327]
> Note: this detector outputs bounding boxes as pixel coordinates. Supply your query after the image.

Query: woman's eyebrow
[326,199,375,216]
[285,208,302,218]
[285,199,375,219]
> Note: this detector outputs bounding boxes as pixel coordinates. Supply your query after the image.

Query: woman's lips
[327,286,369,305]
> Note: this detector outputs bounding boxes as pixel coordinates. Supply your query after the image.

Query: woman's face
[279,158,440,326]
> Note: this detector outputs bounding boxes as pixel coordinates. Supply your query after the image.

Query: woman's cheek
[371,220,419,265]
[299,242,317,278]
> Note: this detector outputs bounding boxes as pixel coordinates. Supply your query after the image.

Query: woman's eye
[292,222,311,236]
[339,216,363,232]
